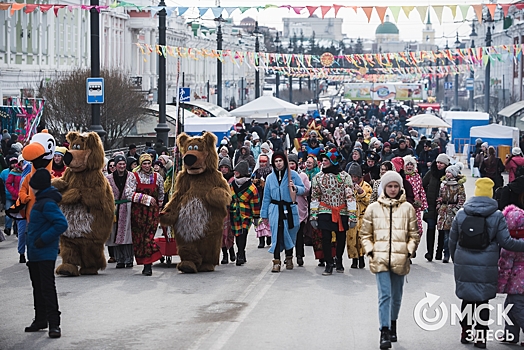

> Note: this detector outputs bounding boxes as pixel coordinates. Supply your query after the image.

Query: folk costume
[106,155,134,268]
[252,154,273,248]
[310,148,357,275]
[230,161,260,266]
[403,155,428,236]
[219,157,236,264]
[126,154,164,275]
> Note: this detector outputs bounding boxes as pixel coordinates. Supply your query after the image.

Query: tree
[354,38,364,54]
[39,68,147,148]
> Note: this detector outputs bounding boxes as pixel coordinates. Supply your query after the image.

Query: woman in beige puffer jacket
[360,171,420,349]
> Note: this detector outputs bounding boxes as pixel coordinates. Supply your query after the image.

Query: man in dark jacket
[449,177,524,347]
[24,169,68,338]
[284,121,296,151]
[417,140,437,178]
[392,139,414,158]
[268,130,284,152]
[496,175,524,210]
[422,154,449,261]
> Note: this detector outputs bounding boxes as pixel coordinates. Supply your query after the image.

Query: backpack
[458,215,491,250]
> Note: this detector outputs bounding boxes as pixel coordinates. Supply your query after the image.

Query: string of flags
[0,2,522,24]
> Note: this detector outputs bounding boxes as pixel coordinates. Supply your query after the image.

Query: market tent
[230,95,307,122]
[136,104,198,135]
[498,101,524,118]
[184,115,236,142]
[442,111,489,152]
[469,124,520,150]
[405,114,451,128]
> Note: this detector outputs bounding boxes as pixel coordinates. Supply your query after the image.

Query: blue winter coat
[449,196,524,301]
[26,187,68,262]
[261,169,305,253]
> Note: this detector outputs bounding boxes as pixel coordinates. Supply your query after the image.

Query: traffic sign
[444,82,453,90]
[86,78,104,104]
[466,78,474,91]
[179,87,190,102]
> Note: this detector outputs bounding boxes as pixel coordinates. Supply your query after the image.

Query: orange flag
[333,4,344,17]
[361,7,373,23]
[472,4,483,23]
[306,6,318,17]
[375,6,387,23]
[24,4,39,14]
[485,4,496,20]
[320,5,331,19]
[0,3,11,11]
[10,3,26,16]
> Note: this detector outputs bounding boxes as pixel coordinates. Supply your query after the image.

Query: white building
[283,15,343,41]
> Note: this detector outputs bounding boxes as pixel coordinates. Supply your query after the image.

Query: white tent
[183,115,236,133]
[469,124,520,148]
[230,96,307,121]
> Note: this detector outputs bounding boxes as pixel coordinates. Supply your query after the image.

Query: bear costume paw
[197,263,216,272]
[177,261,198,274]
[56,263,80,277]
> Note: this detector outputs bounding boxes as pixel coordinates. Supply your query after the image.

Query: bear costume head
[177,132,218,175]
[64,131,105,172]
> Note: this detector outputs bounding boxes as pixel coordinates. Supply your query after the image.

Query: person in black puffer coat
[422,154,449,261]
[496,175,524,211]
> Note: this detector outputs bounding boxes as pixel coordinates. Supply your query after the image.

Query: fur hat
[288,153,299,165]
[512,147,522,156]
[436,153,450,166]
[348,163,362,177]
[381,171,403,189]
[29,168,51,190]
[403,155,417,167]
[219,157,232,170]
[474,178,494,198]
[234,161,250,177]
[391,157,404,172]
[502,205,524,238]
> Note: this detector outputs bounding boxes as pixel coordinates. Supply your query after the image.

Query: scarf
[321,165,341,175]
[114,170,128,198]
[256,164,273,179]
[275,169,285,185]
[234,176,249,186]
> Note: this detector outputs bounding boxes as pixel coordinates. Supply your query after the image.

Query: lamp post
[288,40,293,103]
[215,13,224,107]
[454,32,461,110]
[88,0,106,138]
[254,21,260,98]
[443,41,449,111]
[274,32,281,98]
[469,21,477,111]
[154,0,169,145]
[484,25,492,116]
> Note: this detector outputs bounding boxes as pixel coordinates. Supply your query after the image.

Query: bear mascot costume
[52,131,115,276]
[160,132,231,273]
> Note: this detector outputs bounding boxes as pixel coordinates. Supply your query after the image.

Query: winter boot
[221,247,228,264]
[48,326,61,338]
[25,319,48,332]
[297,256,304,267]
[358,256,365,269]
[258,237,265,248]
[285,256,294,270]
[142,264,152,276]
[351,258,358,269]
[229,247,236,262]
[266,236,271,246]
[236,251,245,266]
[380,327,391,349]
[272,259,281,273]
[336,259,344,273]
[460,326,471,344]
[4,227,10,236]
[322,263,333,276]
[390,320,397,342]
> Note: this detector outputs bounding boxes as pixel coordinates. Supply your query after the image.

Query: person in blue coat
[24,168,68,339]
[261,151,305,273]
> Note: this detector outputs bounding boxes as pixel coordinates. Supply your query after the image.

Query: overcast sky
[167,0,492,48]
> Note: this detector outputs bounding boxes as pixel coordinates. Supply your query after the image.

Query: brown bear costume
[52,132,115,276]
[160,132,231,273]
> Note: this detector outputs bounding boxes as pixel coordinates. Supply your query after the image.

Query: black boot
[25,319,48,332]
[390,320,397,342]
[48,326,61,338]
[425,228,436,262]
[258,237,265,248]
[435,231,444,260]
[380,327,391,349]
[318,259,325,267]
[336,259,344,273]
[460,326,471,344]
[229,247,236,262]
[266,236,271,246]
[322,263,333,276]
[351,258,358,269]
[4,227,11,236]
[221,247,228,264]
[142,264,152,276]
[297,256,304,266]
[236,251,245,266]
[19,254,26,263]
[358,256,365,269]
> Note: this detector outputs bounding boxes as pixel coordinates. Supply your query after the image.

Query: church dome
[375,21,399,35]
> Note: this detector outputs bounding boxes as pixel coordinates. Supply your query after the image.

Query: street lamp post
[254,21,260,98]
[88,0,106,138]
[154,0,169,145]
[274,32,281,98]
[288,40,293,103]
[484,25,492,116]
[443,41,449,111]
[216,15,223,107]
[469,21,477,111]
[454,32,460,110]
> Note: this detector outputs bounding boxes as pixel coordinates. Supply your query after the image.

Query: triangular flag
[402,6,414,18]
[224,7,236,17]
[238,7,249,14]
[472,4,483,23]
[10,3,26,16]
[500,4,511,17]
[416,6,427,23]
[198,7,209,17]
[361,7,373,23]
[485,4,496,20]
[24,4,39,14]
[211,7,223,18]
[448,5,457,19]
[53,5,66,16]
[291,6,304,15]
[306,6,318,17]
[458,5,470,21]
[177,7,188,16]
[39,4,53,12]
[333,4,343,18]
[375,6,387,23]
[320,5,330,19]
[432,5,444,24]
[389,6,401,22]
[0,3,10,11]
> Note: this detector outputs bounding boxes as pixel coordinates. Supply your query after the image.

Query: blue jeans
[5,198,13,230]
[17,219,27,254]
[376,271,405,329]
[441,230,450,260]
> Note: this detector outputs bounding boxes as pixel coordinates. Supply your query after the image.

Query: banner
[344,83,424,101]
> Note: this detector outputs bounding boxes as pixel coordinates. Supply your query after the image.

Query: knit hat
[139,153,152,166]
[383,142,391,148]
[8,156,18,164]
[348,163,363,177]
[219,146,229,153]
[159,155,171,164]
[389,133,396,139]
[403,155,417,167]
[261,142,271,152]
[354,141,362,149]
[17,154,24,163]
[29,168,51,190]
[475,138,483,144]
[288,153,299,165]
[114,154,126,165]
[436,153,450,166]
[369,137,378,146]
[391,157,404,172]
[512,147,522,156]
[252,132,260,141]
[380,171,403,189]
[54,146,67,157]
[2,130,11,140]
[481,142,488,149]
[445,164,462,178]
[474,177,494,198]
[234,161,250,177]
[219,157,232,170]
[220,139,228,145]
[11,142,23,153]
[319,148,341,166]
